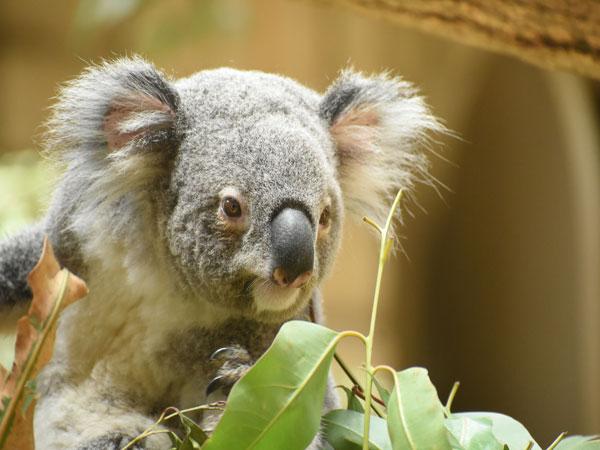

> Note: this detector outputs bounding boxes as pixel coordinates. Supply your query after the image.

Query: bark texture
[320,0,600,79]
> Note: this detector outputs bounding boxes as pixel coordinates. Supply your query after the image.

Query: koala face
[45,57,442,323]
[166,70,344,319]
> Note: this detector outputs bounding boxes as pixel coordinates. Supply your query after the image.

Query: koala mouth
[249,277,303,313]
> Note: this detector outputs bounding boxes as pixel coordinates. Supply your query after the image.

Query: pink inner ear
[332,106,380,129]
[330,106,381,163]
[103,93,173,151]
[104,106,138,150]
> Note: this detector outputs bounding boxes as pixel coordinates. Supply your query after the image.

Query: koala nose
[270,207,314,288]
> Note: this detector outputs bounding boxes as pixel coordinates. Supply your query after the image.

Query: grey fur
[77,434,142,450]
[0,224,44,320]
[0,57,442,449]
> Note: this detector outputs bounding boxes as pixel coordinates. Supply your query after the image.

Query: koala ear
[45,57,180,187]
[320,69,444,225]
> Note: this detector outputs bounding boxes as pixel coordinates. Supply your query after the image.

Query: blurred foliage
[0,151,56,237]
[73,0,251,53]
[75,0,145,27]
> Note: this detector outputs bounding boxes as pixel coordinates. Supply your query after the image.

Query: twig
[333,352,385,417]
[352,384,386,408]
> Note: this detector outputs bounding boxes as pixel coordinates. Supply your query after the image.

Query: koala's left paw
[202,346,253,434]
[206,345,253,398]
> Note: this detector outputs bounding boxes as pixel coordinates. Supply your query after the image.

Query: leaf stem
[362,216,383,234]
[339,330,368,344]
[444,382,460,417]
[162,403,225,423]
[362,190,403,450]
[121,404,224,450]
[372,365,397,378]
[546,432,567,450]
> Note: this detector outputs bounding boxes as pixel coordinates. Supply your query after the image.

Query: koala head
[46,57,442,323]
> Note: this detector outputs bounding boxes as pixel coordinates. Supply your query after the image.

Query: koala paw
[202,346,253,434]
[206,345,253,397]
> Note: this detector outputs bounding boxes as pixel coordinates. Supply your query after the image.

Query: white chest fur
[47,257,229,404]
[34,256,238,449]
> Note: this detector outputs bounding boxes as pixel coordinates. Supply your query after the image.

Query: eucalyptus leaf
[179,435,195,450]
[179,414,208,445]
[201,321,339,450]
[553,436,600,450]
[452,413,541,450]
[373,378,390,407]
[446,416,504,450]
[323,409,392,450]
[387,367,451,450]
[169,431,182,447]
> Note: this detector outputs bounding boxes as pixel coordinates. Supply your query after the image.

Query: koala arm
[0,223,44,330]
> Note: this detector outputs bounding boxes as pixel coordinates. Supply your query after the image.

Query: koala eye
[319,206,331,231]
[222,196,242,218]
[218,188,248,233]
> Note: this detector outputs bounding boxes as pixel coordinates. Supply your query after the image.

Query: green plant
[127,190,599,450]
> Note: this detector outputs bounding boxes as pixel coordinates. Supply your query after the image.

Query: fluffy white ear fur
[43,58,182,288]
[320,69,445,226]
[44,57,181,206]
[46,57,179,156]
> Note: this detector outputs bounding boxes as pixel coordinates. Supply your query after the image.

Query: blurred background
[1,0,599,444]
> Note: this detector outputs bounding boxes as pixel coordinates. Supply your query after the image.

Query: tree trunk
[317,0,600,79]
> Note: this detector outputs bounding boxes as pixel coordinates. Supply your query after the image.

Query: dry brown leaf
[0,236,88,450]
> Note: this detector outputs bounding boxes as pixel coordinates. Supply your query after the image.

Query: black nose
[270,208,314,287]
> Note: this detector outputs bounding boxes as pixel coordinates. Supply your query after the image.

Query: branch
[317,0,600,80]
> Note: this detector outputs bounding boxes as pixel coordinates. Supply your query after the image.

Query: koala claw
[209,346,252,364]
[206,375,226,396]
[206,345,253,399]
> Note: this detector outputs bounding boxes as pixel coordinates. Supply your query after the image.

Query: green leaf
[201,321,339,450]
[169,431,182,447]
[387,367,451,450]
[339,386,365,413]
[553,436,600,450]
[373,378,390,407]
[452,413,541,450]
[179,414,208,446]
[445,416,504,450]
[179,436,195,450]
[323,409,392,450]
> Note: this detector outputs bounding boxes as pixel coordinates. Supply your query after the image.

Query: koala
[0,57,442,449]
